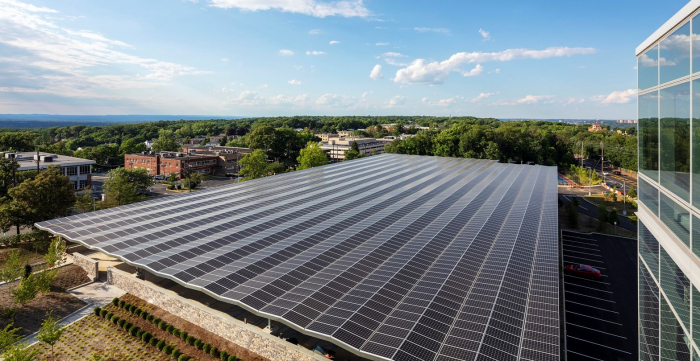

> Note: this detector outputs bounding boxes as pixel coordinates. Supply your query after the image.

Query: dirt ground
[115,294,271,361]
[0,265,90,336]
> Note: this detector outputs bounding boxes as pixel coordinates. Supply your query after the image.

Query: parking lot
[561,230,637,360]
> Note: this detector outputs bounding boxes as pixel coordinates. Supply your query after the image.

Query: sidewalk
[23,281,125,345]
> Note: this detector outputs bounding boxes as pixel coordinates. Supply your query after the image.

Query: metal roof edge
[636,0,700,56]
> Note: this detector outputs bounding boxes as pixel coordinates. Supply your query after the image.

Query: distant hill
[0,114,245,129]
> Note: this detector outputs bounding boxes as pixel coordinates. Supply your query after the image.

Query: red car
[565,264,601,280]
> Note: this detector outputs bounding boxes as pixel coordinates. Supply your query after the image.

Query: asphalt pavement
[562,230,637,361]
[558,193,636,231]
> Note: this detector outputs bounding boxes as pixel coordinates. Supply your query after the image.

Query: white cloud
[478,28,490,40]
[369,64,383,80]
[414,27,449,34]
[424,92,497,106]
[375,42,389,46]
[221,58,229,62]
[316,93,356,107]
[489,68,500,74]
[308,29,321,35]
[383,95,406,108]
[385,58,408,67]
[463,64,483,77]
[591,89,637,104]
[515,95,555,105]
[362,91,373,98]
[329,40,340,45]
[63,29,133,48]
[638,53,675,67]
[258,84,269,89]
[471,92,496,102]
[382,52,407,57]
[306,50,326,55]
[279,49,295,56]
[226,90,309,107]
[207,0,370,18]
[268,93,309,106]
[288,79,303,85]
[393,47,597,84]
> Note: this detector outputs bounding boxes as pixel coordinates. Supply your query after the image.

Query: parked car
[154,175,164,180]
[564,264,601,280]
[613,170,621,175]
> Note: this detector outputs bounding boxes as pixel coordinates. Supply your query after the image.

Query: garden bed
[103,294,271,361]
[0,265,90,336]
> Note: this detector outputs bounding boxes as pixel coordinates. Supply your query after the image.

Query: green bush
[171,348,181,358]
[147,314,155,322]
[129,304,136,313]
[156,340,165,351]
[228,355,237,361]
[140,310,148,319]
[186,335,194,345]
[135,307,142,314]
[122,321,132,330]
[94,307,101,316]
[158,320,167,330]
[129,326,139,336]
[118,300,125,308]
[142,332,152,342]
[163,345,173,354]
[112,298,119,306]
[203,343,211,353]
[153,317,161,325]
[112,316,120,325]
[136,329,144,338]
[106,312,113,320]
[180,331,188,341]
[194,339,203,349]
[210,346,218,356]
[173,328,180,337]
[219,351,228,360]
[178,354,190,361]
[99,309,107,317]
[149,337,158,346]
[166,325,174,333]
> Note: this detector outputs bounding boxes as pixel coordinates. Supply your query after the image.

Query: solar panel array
[37,154,559,361]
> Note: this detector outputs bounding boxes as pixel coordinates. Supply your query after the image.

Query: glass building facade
[637,3,700,360]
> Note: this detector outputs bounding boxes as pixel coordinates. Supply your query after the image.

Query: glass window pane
[694,15,700,74]
[660,192,691,247]
[693,78,700,209]
[660,295,691,361]
[639,45,659,90]
[640,177,660,216]
[660,22,691,84]
[694,215,700,262]
[640,221,659,280]
[660,246,690,332]
[640,262,660,361]
[693,285,700,354]
[660,82,690,201]
[640,91,659,180]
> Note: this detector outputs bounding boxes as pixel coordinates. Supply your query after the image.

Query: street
[581,159,637,192]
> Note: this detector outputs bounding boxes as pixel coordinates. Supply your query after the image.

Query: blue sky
[0,0,689,118]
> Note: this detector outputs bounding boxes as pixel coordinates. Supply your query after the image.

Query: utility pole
[600,141,605,184]
[36,148,40,173]
[9,153,19,237]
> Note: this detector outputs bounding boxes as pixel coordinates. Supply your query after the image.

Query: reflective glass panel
[640,262,660,361]
[693,14,700,74]
[660,22,691,84]
[660,82,690,201]
[694,215,700,263]
[640,91,659,180]
[693,78,700,209]
[693,285,700,354]
[660,192,690,248]
[639,45,659,90]
[660,295,691,361]
[639,221,659,280]
[660,245,690,332]
[640,177,660,216]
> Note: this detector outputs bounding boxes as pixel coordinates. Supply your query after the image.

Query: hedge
[142,332,152,343]
[94,307,101,316]
[149,337,159,346]
[219,351,228,360]
[194,339,203,349]
[118,300,125,308]
[166,325,174,333]
[186,335,194,345]
[162,345,173,354]
[112,298,119,306]
[158,321,167,330]
[156,340,165,351]
[210,346,219,356]
[203,343,211,353]
[0,230,51,246]
[171,348,181,358]
[173,328,180,337]
[228,355,237,361]
[178,354,190,361]
[147,314,155,322]
[180,331,188,341]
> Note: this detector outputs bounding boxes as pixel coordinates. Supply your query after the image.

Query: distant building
[321,137,386,161]
[192,146,252,175]
[144,140,154,149]
[4,151,95,191]
[616,119,638,124]
[188,136,207,145]
[588,123,603,132]
[125,151,218,179]
[316,133,338,142]
[337,130,355,137]
[208,135,226,146]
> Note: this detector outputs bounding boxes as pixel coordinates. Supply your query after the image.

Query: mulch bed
[108,294,271,361]
[0,265,90,336]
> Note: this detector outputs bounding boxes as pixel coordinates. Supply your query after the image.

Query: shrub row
[106,298,243,361]
[0,230,51,246]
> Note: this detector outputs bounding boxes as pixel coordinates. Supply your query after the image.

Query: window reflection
[660,192,690,248]
[639,45,659,90]
[660,22,691,84]
[660,83,690,201]
[640,91,659,180]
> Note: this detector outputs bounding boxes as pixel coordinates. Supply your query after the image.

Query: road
[581,160,637,192]
[558,192,636,231]
[562,230,637,361]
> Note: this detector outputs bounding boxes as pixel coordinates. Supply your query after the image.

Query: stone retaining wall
[73,253,98,281]
[106,267,321,361]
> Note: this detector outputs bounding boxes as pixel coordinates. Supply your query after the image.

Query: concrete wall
[73,253,99,281]
[106,267,321,361]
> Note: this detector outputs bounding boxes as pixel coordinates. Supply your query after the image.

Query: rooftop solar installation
[37,154,559,361]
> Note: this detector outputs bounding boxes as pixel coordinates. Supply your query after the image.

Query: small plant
[99,309,107,317]
[111,315,119,324]
[149,337,158,346]
[135,307,142,314]
[158,320,167,330]
[123,322,132,330]
[118,300,125,308]
[210,346,219,356]
[178,354,190,361]
[112,298,119,306]
[173,328,180,337]
[166,325,174,333]
[171,348,181,358]
[147,314,155,322]
[153,317,161,325]
[117,319,126,327]
[142,332,152,343]
[180,331,188,341]
[156,339,165,351]
[128,325,138,336]
[94,307,102,316]
[220,350,228,360]
[136,329,144,338]
[163,345,173,354]
[105,312,113,320]
[129,304,136,313]
[194,339,203,349]
[228,355,237,361]
[186,335,194,345]
[140,310,148,319]
[203,343,211,353]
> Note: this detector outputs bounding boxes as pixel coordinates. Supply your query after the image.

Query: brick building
[125,152,219,179]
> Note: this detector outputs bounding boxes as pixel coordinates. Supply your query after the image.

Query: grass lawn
[32,313,170,361]
[583,195,637,214]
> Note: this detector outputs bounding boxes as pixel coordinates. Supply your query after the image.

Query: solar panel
[36,154,559,361]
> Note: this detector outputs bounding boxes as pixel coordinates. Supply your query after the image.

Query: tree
[566,202,579,229]
[297,142,328,170]
[185,172,205,190]
[608,208,619,225]
[151,129,179,152]
[74,188,94,213]
[0,167,75,231]
[0,133,36,152]
[118,138,146,156]
[0,250,25,297]
[596,203,608,231]
[44,238,66,268]
[239,150,270,180]
[220,136,228,146]
[0,323,22,350]
[103,167,153,206]
[37,311,64,360]
[12,274,38,309]
[628,187,637,198]
[0,343,40,361]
